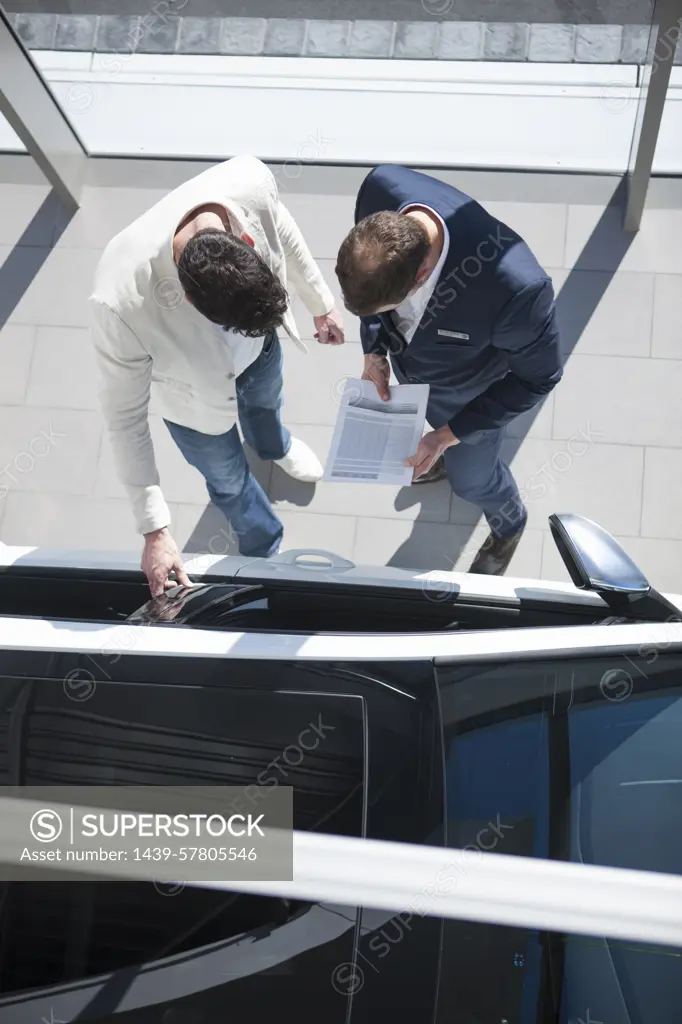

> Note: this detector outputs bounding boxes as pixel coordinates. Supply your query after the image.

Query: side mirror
[549,513,680,621]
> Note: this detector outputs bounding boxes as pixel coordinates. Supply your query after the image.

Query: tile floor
[1,158,681,592]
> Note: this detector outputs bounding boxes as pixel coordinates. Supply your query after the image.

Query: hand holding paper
[406,424,459,480]
[324,379,430,486]
[361,353,391,402]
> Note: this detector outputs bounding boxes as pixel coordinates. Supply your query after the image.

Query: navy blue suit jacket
[355,165,563,443]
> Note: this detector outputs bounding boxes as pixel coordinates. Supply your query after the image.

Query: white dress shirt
[392,206,450,344]
[216,324,265,380]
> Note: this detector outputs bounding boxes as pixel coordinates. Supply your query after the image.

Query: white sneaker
[275,437,324,483]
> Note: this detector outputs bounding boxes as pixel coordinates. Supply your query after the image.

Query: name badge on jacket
[438,329,470,340]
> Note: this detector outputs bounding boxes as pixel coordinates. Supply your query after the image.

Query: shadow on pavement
[0,189,75,329]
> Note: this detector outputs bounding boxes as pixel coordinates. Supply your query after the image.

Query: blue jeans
[165,331,290,557]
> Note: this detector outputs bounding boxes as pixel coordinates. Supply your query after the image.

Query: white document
[324,379,430,486]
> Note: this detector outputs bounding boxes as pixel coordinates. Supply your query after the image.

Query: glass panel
[436,920,682,1024]
[0,1,659,170]
[0,672,365,1017]
[438,651,682,875]
[0,651,439,1020]
[436,649,682,1022]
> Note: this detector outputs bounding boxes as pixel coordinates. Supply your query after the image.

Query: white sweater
[90,155,335,536]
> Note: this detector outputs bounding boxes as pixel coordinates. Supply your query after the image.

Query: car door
[0,622,442,1024]
[432,621,682,1024]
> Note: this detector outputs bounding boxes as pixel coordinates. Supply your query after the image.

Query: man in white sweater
[91,155,344,595]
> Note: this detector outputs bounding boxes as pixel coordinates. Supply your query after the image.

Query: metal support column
[0,8,86,209]
[624,0,682,231]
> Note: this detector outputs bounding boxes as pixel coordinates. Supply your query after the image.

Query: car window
[0,651,438,1023]
[0,662,365,1021]
[434,651,682,1024]
[0,567,602,634]
[437,918,680,1024]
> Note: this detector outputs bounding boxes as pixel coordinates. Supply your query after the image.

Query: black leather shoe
[412,454,448,485]
[468,520,527,576]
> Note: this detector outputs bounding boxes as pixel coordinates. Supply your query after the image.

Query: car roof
[2,543,681,615]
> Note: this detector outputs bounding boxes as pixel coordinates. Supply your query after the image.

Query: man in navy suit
[335,165,563,576]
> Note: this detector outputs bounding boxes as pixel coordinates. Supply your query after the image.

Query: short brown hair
[335,211,429,316]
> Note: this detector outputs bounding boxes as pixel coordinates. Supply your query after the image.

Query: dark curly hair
[177,229,288,337]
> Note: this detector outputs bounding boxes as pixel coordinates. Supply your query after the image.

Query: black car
[0,514,680,1023]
